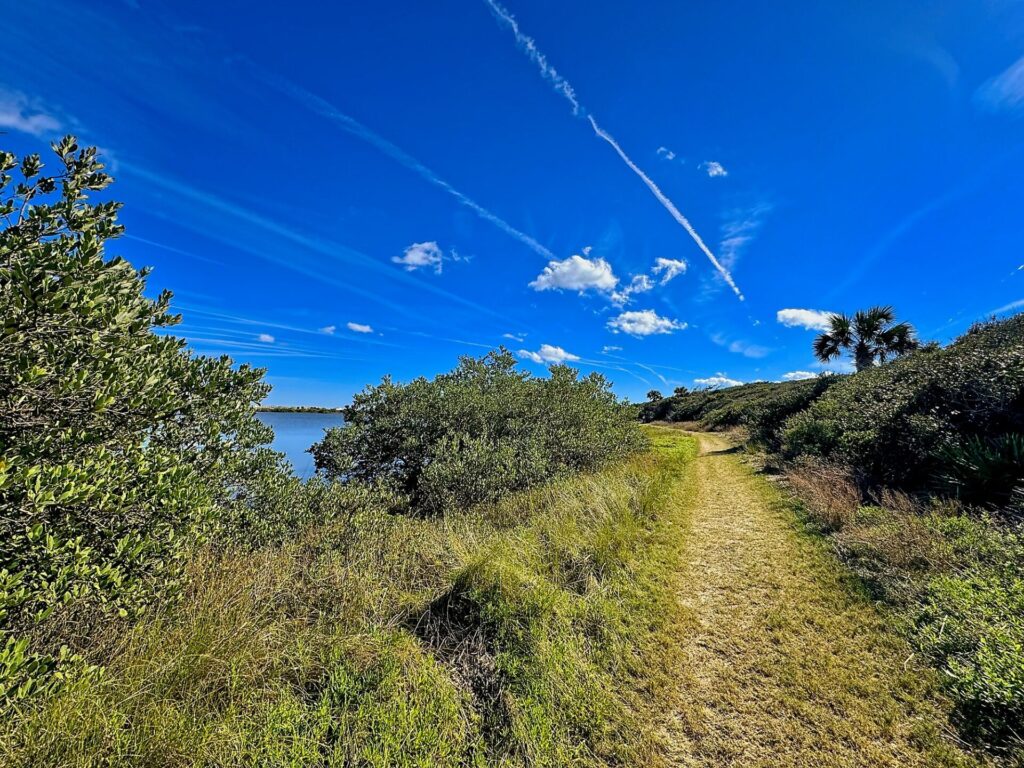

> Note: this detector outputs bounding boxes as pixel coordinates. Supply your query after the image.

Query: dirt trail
[662,432,975,768]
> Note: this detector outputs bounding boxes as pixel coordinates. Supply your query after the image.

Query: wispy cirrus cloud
[517,343,579,364]
[0,87,63,137]
[319,325,336,335]
[347,322,374,334]
[610,274,653,306]
[976,55,1024,116]
[257,333,275,343]
[256,68,555,260]
[483,0,744,300]
[711,333,770,359]
[651,257,687,285]
[122,163,518,326]
[777,308,835,331]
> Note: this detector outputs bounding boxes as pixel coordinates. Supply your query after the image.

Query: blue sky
[3,0,1023,405]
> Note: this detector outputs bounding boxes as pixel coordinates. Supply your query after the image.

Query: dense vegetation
[313,351,645,514]
[0,139,294,702]
[644,314,1024,758]
[0,139,671,765]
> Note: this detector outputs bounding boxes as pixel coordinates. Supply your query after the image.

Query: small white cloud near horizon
[530,252,618,294]
[607,309,686,337]
[319,325,336,335]
[656,146,676,161]
[695,373,742,389]
[777,308,836,331]
[392,241,447,274]
[347,322,373,334]
[257,333,275,343]
[0,88,63,137]
[782,371,817,381]
[976,55,1024,115]
[602,345,622,354]
[517,344,580,365]
[651,257,688,285]
[701,161,728,178]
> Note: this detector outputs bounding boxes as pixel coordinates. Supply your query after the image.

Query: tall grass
[0,429,696,767]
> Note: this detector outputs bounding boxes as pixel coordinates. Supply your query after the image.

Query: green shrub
[782,315,1024,497]
[312,350,647,514]
[0,139,285,702]
[640,377,838,450]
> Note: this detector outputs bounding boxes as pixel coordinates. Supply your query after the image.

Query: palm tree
[813,306,919,372]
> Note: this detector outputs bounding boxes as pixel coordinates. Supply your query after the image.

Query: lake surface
[256,411,345,479]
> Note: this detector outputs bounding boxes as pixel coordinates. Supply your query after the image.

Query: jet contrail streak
[258,69,556,261]
[484,0,744,300]
[586,116,744,300]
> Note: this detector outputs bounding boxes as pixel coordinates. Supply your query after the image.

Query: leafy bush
[640,377,838,450]
[782,315,1024,497]
[312,350,647,514]
[0,139,284,701]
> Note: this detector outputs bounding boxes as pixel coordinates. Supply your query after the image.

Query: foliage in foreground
[0,139,290,702]
[0,431,696,767]
[313,350,648,514]
[784,314,1024,498]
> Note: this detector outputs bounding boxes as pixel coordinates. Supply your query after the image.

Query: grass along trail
[661,430,982,768]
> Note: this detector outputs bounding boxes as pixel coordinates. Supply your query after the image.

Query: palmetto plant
[813,306,919,371]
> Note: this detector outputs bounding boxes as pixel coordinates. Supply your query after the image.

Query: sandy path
[661,432,976,768]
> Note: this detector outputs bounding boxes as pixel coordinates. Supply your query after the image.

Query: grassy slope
[662,431,985,767]
[0,429,697,767]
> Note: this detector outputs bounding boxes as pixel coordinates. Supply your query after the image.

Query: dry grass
[786,460,863,531]
[661,432,987,768]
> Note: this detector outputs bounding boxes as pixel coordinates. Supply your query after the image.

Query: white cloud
[607,309,686,337]
[319,325,336,335]
[347,322,373,333]
[651,257,688,285]
[392,241,446,274]
[0,89,62,137]
[694,374,743,389]
[517,344,580,364]
[976,55,1024,115]
[503,332,525,342]
[529,253,618,294]
[729,339,770,358]
[257,333,275,343]
[656,146,676,161]
[776,308,836,331]
[602,345,622,354]
[701,161,728,178]
[611,274,654,306]
[782,370,817,381]
[711,332,770,359]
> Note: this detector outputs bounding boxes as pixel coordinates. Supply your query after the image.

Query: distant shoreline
[258,405,343,414]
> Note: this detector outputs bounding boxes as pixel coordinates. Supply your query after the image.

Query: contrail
[256,68,556,261]
[483,0,744,300]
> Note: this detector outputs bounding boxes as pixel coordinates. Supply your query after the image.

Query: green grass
[0,429,697,767]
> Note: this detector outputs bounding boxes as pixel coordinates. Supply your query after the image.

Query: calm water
[257,411,345,479]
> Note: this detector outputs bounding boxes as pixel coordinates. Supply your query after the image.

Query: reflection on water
[256,411,345,479]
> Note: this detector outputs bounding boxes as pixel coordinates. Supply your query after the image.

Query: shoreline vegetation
[2,138,1022,766]
[258,405,344,414]
[643,313,1024,761]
